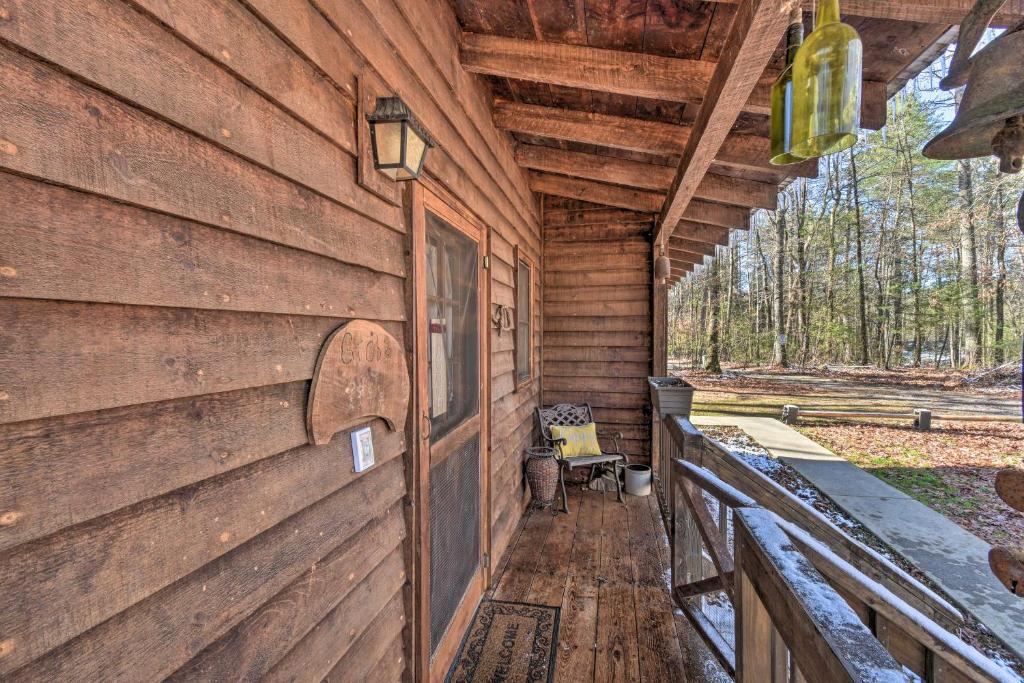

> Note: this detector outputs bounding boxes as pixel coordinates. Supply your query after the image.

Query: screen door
[414,187,489,681]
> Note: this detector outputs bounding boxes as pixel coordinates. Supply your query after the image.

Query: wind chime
[770,0,863,165]
[921,0,1024,598]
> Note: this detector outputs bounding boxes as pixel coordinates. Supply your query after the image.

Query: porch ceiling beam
[670,236,717,257]
[707,0,1024,26]
[529,172,751,229]
[669,248,706,265]
[463,32,772,115]
[674,221,732,246]
[514,144,777,209]
[466,34,886,128]
[655,0,799,248]
[493,100,818,179]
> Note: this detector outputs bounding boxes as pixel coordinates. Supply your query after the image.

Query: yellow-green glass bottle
[790,0,862,158]
[770,8,805,165]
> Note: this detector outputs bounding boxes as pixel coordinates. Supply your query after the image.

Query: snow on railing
[658,414,1016,683]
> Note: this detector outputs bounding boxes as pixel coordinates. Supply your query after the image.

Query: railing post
[735,535,774,682]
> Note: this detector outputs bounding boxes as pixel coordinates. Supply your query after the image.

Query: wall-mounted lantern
[366,96,435,181]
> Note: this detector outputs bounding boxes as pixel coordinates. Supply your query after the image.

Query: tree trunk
[994,183,1008,364]
[705,259,722,373]
[773,204,789,367]
[957,156,983,366]
[850,148,870,364]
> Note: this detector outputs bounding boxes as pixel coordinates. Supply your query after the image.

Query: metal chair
[536,403,628,513]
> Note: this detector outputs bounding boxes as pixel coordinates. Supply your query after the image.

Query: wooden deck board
[482,488,688,682]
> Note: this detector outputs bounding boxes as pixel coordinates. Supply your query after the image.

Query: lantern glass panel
[374,121,404,167]
[405,126,429,176]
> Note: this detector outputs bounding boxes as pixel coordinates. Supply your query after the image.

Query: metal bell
[923,25,1024,172]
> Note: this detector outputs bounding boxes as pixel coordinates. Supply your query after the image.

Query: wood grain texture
[3,455,406,678]
[167,514,407,681]
[516,144,776,208]
[495,100,817,177]
[0,382,310,552]
[463,32,771,112]
[307,320,410,443]
[657,0,798,244]
[541,196,653,464]
[0,46,404,276]
[0,299,405,425]
[0,173,405,320]
[0,0,402,225]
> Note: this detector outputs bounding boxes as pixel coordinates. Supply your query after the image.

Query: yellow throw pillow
[550,423,602,458]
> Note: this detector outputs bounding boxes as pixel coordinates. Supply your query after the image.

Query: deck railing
[655,412,1014,683]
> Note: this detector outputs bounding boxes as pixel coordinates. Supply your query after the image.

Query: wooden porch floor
[485,487,689,682]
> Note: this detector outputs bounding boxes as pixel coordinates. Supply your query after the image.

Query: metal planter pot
[648,377,695,417]
[624,464,652,497]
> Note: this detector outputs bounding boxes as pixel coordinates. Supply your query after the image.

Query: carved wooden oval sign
[307,320,409,446]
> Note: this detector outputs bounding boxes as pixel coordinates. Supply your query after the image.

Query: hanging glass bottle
[770,7,806,165]
[790,0,862,159]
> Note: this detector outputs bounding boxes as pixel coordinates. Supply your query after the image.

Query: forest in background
[670,51,1024,372]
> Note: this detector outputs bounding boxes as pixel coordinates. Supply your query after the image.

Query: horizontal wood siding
[0,0,539,679]
[541,197,653,464]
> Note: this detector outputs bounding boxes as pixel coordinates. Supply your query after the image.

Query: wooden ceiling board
[643,1,717,59]
[528,0,589,43]
[448,0,958,214]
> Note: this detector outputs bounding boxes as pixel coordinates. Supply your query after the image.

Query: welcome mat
[446,600,560,683]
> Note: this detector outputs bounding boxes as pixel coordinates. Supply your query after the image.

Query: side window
[514,247,532,388]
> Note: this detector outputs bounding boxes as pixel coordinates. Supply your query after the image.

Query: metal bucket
[624,464,652,497]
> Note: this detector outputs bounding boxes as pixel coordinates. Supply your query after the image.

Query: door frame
[411,179,491,683]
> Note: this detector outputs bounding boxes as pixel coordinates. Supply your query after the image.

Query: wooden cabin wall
[0,0,539,679]
[541,197,654,465]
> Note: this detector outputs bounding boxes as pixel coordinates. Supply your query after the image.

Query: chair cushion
[550,422,602,458]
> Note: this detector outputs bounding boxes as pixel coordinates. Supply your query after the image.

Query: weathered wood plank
[544,376,649,395]
[531,171,664,213]
[543,286,651,304]
[306,0,542,257]
[596,494,640,682]
[0,382,311,552]
[657,0,797,245]
[256,555,405,683]
[0,173,405,320]
[0,0,400,224]
[463,32,771,112]
[0,46,404,276]
[494,100,818,178]
[544,331,651,348]
[544,269,651,287]
[544,301,650,318]
[557,491,601,679]
[675,220,733,245]
[315,590,407,683]
[2,455,405,677]
[0,299,404,425]
[167,517,407,680]
[545,391,648,410]
[544,315,652,333]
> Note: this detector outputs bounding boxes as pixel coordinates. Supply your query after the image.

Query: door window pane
[426,212,479,443]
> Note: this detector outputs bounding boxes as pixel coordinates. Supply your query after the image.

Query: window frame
[512,245,534,391]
